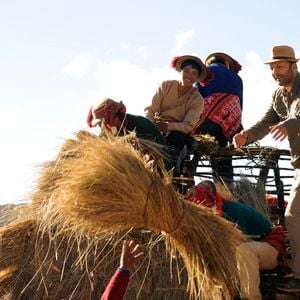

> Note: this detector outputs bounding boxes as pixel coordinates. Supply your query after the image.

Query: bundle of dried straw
[193,134,220,155]
[0,131,244,299]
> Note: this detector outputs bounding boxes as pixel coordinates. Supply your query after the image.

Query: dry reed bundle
[0,217,35,292]
[214,179,271,220]
[31,131,168,206]
[0,209,109,298]
[193,134,220,155]
[230,179,271,219]
[0,213,189,299]
[34,131,244,299]
[214,181,237,201]
[0,131,245,299]
[0,205,23,227]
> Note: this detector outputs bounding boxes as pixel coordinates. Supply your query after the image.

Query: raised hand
[120,240,144,272]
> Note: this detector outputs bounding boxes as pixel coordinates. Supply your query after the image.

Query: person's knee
[166,131,193,150]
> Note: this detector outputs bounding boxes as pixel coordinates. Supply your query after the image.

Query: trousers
[236,241,279,299]
[285,168,300,279]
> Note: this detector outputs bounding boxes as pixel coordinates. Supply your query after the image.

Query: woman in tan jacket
[145,55,206,173]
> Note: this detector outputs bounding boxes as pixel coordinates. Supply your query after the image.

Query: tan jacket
[247,73,300,169]
[145,80,204,134]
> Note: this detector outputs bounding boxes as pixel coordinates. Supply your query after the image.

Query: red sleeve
[86,107,94,128]
[100,269,130,300]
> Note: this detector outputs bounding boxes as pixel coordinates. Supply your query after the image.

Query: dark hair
[208,56,227,67]
[115,109,125,119]
[180,59,201,76]
[199,180,217,194]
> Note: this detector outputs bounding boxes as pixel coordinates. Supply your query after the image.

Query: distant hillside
[0,204,22,226]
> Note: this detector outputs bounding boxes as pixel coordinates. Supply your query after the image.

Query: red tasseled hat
[86,98,126,131]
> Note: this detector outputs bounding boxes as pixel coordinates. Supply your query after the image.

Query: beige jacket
[145,80,204,134]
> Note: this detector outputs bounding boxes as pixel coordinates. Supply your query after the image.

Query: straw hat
[265,45,299,64]
[171,55,207,81]
[205,52,242,73]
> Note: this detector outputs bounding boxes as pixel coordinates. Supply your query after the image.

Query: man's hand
[120,240,144,272]
[155,121,168,133]
[269,122,288,141]
[233,130,248,148]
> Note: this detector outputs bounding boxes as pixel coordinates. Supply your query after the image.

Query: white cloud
[0,134,51,204]
[241,51,275,126]
[120,42,131,51]
[89,59,179,115]
[62,54,94,78]
[0,110,23,131]
[137,45,147,52]
[173,30,195,54]
[119,43,151,59]
[137,45,151,59]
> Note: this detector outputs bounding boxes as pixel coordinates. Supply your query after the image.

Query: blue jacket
[222,200,273,239]
[196,63,243,109]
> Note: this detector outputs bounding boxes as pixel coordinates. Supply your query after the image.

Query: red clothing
[261,225,287,257]
[200,93,242,139]
[100,269,130,300]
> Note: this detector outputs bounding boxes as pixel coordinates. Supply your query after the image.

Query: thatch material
[193,134,220,155]
[0,131,245,299]
[0,217,184,299]
[217,178,271,220]
[0,204,23,226]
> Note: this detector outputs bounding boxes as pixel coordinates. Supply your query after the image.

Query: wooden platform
[180,144,294,203]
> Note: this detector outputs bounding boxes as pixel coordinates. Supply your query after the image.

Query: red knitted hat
[87,98,126,131]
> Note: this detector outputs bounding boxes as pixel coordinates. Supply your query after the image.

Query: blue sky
[0,0,299,204]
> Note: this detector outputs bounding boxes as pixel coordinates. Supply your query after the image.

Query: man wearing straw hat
[233,45,300,292]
